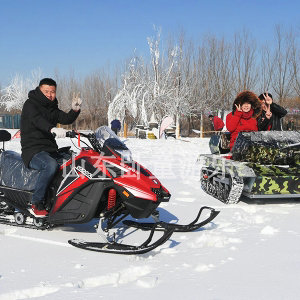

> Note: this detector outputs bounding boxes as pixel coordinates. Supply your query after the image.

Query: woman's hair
[232,90,262,118]
[258,93,273,100]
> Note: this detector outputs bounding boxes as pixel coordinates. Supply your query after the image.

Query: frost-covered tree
[108,56,149,125]
[271,25,295,103]
[108,28,196,136]
[232,31,258,93]
[0,69,41,111]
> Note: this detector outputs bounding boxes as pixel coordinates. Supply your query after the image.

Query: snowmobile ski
[68,225,174,254]
[123,206,220,232]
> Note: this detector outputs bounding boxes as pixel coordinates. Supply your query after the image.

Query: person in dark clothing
[20,78,81,215]
[208,115,224,131]
[257,93,287,131]
[110,119,121,135]
[287,118,296,131]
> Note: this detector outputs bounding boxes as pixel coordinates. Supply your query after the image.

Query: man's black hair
[258,92,273,100]
[39,78,57,87]
[208,114,214,118]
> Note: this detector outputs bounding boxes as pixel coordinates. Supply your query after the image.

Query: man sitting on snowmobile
[20,78,82,215]
[226,91,262,151]
[257,92,287,131]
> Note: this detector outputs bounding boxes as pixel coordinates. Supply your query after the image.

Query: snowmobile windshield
[94,126,132,161]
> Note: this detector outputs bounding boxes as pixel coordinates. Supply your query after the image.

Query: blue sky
[0,0,299,86]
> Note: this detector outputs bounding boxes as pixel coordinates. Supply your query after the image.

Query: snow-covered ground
[1,131,300,300]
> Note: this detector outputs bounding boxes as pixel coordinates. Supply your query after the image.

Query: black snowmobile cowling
[200,131,300,204]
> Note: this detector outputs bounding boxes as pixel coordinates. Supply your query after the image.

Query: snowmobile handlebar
[52,130,89,138]
[52,130,101,152]
[66,130,102,152]
[66,130,90,138]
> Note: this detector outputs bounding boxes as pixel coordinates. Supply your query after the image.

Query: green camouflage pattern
[235,144,300,166]
[232,131,300,166]
[248,164,300,195]
[201,131,300,198]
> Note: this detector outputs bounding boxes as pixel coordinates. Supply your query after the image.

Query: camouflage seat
[232,131,300,166]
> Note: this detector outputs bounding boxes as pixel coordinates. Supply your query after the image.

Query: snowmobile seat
[0,130,12,152]
[0,130,11,142]
[0,151,39,191]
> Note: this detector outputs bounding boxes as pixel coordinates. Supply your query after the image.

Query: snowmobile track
[0,214,50,230]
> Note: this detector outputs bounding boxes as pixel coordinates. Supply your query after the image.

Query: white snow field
[1,131,300,300]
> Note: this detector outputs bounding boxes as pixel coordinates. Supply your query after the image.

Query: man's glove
[50,127,66,138]
[72,92,82,111]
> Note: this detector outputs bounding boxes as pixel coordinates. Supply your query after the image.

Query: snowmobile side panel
[49,181,113,224]
[0,186,32,209]
[123,196,162,219]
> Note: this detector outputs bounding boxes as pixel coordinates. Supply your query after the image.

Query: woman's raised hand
[235,104,242,112]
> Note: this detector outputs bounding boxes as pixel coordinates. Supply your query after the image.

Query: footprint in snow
[188,232,242,249]
[178,191,191,196]
[0,286,60,299]
[175,197,195,203]
[0,227,18,235]
[74,264,84,269]
[136,276,158,288]
[260,225,279,235]
[195,263,215,272]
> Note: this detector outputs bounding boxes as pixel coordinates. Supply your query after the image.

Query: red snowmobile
[0,126,219,254]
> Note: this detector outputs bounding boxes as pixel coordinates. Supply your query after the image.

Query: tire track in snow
[2,232,72,248]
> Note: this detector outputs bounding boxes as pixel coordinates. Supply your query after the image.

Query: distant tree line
[0,25,299,132]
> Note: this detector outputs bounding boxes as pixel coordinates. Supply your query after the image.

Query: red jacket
[213,116,224,131]
[226,109,258,150]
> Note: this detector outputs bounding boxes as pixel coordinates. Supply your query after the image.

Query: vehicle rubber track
[0,214,50,230]
[226,177,244,204]
[201,167,244,204]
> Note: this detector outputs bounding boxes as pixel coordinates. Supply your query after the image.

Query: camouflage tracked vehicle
[200,131,300,204]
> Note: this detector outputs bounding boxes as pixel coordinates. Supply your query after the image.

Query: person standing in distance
[20,78,82,215]
[208,115,225,132]
[110,119,121,135]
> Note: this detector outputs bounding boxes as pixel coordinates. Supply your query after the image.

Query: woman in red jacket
[226,91,262,151]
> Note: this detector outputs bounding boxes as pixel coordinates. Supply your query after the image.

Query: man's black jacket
[21,87,80,167]
[257,102,287,131]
